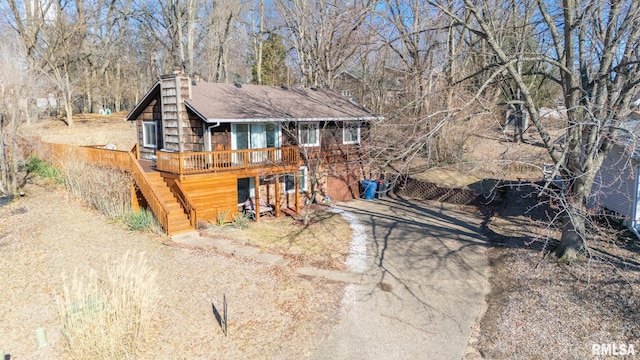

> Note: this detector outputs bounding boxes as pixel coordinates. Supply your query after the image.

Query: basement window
[284,166,308,194]
[143,122,157,148]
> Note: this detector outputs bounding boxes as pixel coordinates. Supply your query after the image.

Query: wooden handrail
[128,150,170,233]
[156,146,300,175]
[170,179,197,227]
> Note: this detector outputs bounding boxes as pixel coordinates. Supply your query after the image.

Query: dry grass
[477,238,640,359]
[57,252,158,360]
[410,167,483,188]
[0,183,346,359]
[204,207,352,270]
[474,186,640,359]
[21,113,136,151]
[59,157,133,219]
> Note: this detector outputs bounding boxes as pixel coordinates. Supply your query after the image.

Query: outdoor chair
[243,197,274,219]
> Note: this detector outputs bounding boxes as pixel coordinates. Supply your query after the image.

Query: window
[298,123,319,147]
[298,166,308,192]
[284,166,308,194]
[343,122,360,144]
[143,122,157,148]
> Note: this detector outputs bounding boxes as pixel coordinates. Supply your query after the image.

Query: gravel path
[310,198,489,360]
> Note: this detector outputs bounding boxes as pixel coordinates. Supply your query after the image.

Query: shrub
[124,209,159,231]
[216,208,231,227]
[59,159,132,219]
[231,212,251,229]
[58,252,158,360]
[25,155,63,184]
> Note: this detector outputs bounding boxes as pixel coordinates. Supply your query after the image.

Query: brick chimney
[160,68,191,152]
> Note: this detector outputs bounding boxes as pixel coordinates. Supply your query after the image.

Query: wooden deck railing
[128,149,170,233]
[156,146,300,175]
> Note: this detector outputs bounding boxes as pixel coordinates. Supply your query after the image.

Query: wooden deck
[155,146,300,177]
[138,159,157,173]
[32,139,302,235]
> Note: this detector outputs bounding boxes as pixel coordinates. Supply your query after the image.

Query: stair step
[168,211,189,219]
[159,194,178,201]
[169,227,195,235]
[169,221,192,231]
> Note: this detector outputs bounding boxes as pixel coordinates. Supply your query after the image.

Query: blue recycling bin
[362,180,378,200]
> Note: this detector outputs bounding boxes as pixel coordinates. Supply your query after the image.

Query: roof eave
[202,116,382,123]
[184,101,208,122]
[125,82,160,121]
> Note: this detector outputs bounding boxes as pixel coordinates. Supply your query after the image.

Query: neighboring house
[35,93,58,115]
[126,69,380,234]
[590,110,640,238]
[333,70,365,104]
[333,67,410,112]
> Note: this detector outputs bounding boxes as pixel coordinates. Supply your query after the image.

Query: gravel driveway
[310,198,489,360]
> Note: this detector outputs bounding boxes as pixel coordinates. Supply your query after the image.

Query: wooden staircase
[128,149,194,235]
[144,172,194,235]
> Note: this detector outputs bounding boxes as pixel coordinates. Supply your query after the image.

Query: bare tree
[131,0,203,74]
[199,0,250,82]
[4,0,85,126]
[430,0,640,260]
[364,0,480,172]
[0,30,36,195]
[250,0,265,85]
[77,0,134,113]
[275,0,375,88]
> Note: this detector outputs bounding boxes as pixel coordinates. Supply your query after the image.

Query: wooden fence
[32,140,131,171]
[30,138,172,233]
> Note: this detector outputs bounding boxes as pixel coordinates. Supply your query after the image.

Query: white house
[590,110,640,238]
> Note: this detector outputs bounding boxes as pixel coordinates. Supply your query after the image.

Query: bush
[124,209,159,231]
[25,155,63,184]
[216,208,231,227]
[58,252,158,360]
[59,159,132,219]
[231,212,251,229]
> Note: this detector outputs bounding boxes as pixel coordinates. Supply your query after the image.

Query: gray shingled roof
[186,82,378,122]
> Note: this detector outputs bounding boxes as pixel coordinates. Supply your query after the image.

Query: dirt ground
[475,184,640,359]
[0,181,346,359]
[21,113,137,151]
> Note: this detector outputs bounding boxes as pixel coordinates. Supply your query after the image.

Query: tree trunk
[556,213,586,261]
[555,198,586,261]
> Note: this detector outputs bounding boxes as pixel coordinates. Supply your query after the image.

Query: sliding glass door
[232,123,281,165]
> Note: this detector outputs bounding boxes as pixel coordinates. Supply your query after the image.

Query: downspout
[204,122,221,151]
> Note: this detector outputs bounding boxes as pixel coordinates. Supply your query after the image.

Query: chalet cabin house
[590,110,640,239]
[126,70,379,234]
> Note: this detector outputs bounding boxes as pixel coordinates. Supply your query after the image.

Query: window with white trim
[143,122,157,148]
[284,166,308,194]
[298,123,319,147]
[343,122,360,144]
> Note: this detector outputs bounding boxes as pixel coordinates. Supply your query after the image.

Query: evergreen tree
[252,34,288,86]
